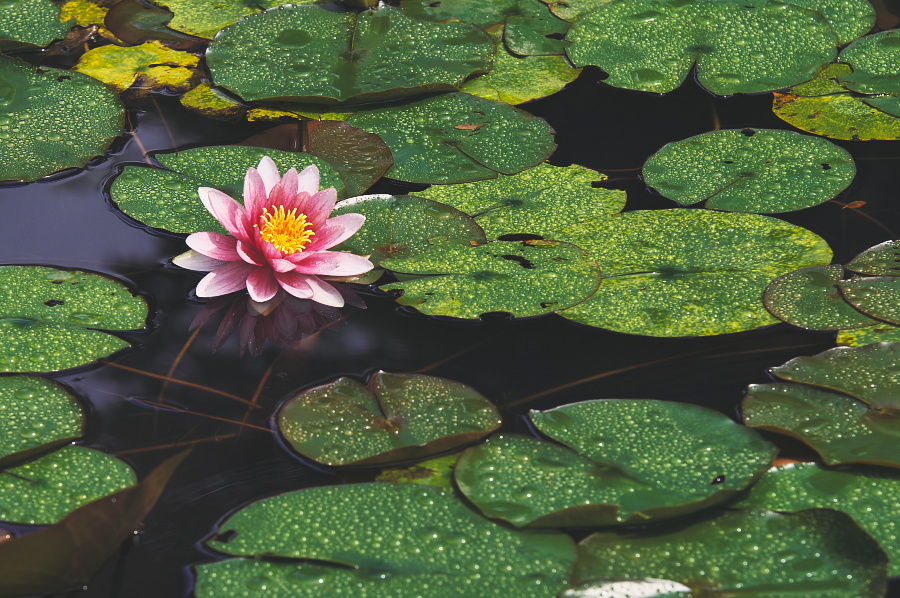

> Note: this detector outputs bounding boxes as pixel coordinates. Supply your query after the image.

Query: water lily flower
[174,156,372,307]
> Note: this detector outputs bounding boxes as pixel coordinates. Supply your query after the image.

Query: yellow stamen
[258,205,314,254]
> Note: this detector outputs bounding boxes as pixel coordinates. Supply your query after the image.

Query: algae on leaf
[74,42,199,94]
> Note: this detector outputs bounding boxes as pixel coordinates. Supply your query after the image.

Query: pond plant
[0,0,899,596]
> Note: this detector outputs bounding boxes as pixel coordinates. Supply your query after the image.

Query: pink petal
[304,213,366,252]
[172,249,227,272]
[273,168,299,204]
[293,251,373,277]
[246,267,279,302]
[274,271,314,299]
[186,231,240,261]
[266,258,296,273]
[304,275,345,307]
[282,190,312,217]
[237,240,264,266]
[296,164,320,196]
[306,188,337,229]
[243,167,268,224]
[256,156,281,195]
[199,187,249,241]
[196,262,257,297]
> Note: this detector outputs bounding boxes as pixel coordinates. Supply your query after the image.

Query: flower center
[258,205,314,254]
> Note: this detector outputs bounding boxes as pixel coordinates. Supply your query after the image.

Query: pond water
[2,7,900,598]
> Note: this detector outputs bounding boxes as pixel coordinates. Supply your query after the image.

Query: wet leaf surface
[734,462,900,575]
[401,0,521,27]
[0,0,69,49]
[553,210,832,336]
[206,5,493,104]
[297,120,393,197]
[838,323,900,347]
[560,579,692,598]
[197,483,576,597]
[375,453,459,491]
[74,41,199,94]
[0,376,82,467]
[148,0,312,39]
[103,0,205,48]
[0,266,147,373]
[763,265,881,331]
[416,162,622,239]
[847,240,900,275]
[110,145,343,234]
[837,30,900,116]
[540,0,612,22]
[380,239,600,319]
[278,372,501,466]
[504,0,571,56]
[839,277,900,325]
[565,0,837,96]
[332,194,486,266]
[455,400,775,527]
[346,92,556,184]
[573,508,888,597]
[642,128,855,213]
[781,0,875,44]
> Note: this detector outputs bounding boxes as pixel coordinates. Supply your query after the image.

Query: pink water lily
[173,156,372,307]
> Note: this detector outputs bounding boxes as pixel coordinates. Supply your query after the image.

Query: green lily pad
[642,128,855,213]
[454,400,775,527]
[772,343,900,409]
[839,277,900,325]
[780,0,875,45]
[346,92,556,184]
[109,146,343,235]
[0,0,70,50]
[504,1,571,56]
[74,41,199,94]
[206,5,493,104]
[375,453,459,491]
[573,508,888,597]
[838,324,900,347]
[553,210,833,337]
[565,0,837,96]
[195,483,576,598]
[847,240,900,275]
[0,266,147,373]
[380,239,600,319]
[539,0,612,22]
[0,54,124,182]
[0,376,82,468]
[0,445,136,525]
[277,372,501,466]
[416,163,623,239]
[103,0,205,48]
[773,63,900,141]
[560,579,691,598]
[733,462,900,576]
[149,0,314,39]
[742,383,900,467]
[331,195,486,266]
[179,82,245,121]
[836,30,900,115]
[401,0,520,27]
[763,265,881,331]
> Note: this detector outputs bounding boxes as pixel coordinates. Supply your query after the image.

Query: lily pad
[0,376,83,468]
[277,372,501,466]
[58,0,120,43]
[179,81,246,121]
[401,0,520,27]
[346,92,556,184]
[733,462,900,576]
[416,163,622,239]
[742,383,900,467]
[565,0,837,96]
[206,5,494,104]
[104,0,204,48]
[642,128,855,213]
[331,194,486,266]
[838,324,900,347]
[0,0,70,50]
[380,239,600,319]
[0,266,147,373]
[763,265,881,331]
[773,63,900,141]
[839,277,900,325]
[560,579,692,598]
[847,240,900,275]
[0,54,124,182]
[573,508,888,597]
[195,483,576,598]
[836,31,900,117]
[539,0,612,22]
[149,0,312,39]
[375,453,460,490]
[780,0,875,45]
[109,146,344,235]
[504,0,571,56]
[553,210,833,337]
[454,399,776,527]
[0,445,136,525]
[74,41,199,94]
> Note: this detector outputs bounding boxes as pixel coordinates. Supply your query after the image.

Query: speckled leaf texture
[196,483,576,597]
[401,0,520,27]
[380,239,600,319]
[454,399,775,527]
[74,41,199,94]
[346,92,556,184]
[553,210,832,337]
[847,240,900,275]
[0,375,82,466]
[565,0,837,96]
[0,266,147,373]
[206,5,494,104]
[110,146,343,235]
[148,0,307,39]
[837,30,900,118]
[780,0,875,44]
[734,462,900,576]
[416,163,623,239]
[277,372,501,466]
[839,277,900,325]
[0,54,123,182]
[573,509,888,597]
[0,0,70,49]
[642,128,855,213]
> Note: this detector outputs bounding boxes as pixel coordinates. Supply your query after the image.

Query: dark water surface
[1,68,898,596]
